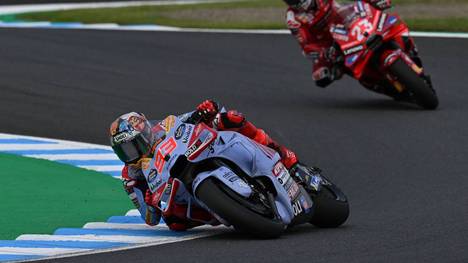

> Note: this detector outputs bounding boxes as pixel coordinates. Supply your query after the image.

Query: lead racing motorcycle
[142,115,349,238]
[330,1,438,109]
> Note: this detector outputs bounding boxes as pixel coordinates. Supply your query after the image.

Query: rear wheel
[310,178,349,228]
[388,58,439,110]
[196,178,285,238]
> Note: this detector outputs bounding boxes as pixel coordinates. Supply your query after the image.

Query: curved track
[1,28,467,262]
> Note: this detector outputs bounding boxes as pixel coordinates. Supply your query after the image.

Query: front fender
[192,166,252,198]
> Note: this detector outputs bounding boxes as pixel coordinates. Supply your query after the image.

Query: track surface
[0,28,467,262]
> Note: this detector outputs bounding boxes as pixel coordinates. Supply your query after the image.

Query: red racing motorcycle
[330,1,438,109]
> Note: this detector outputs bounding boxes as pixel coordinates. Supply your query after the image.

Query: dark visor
[112,133,151,163]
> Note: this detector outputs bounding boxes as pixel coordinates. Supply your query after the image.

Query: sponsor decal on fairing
[292,200,303,216]
[174,124,186,140]
[346,54,360,66]
[182,125,193,143]
[377,13,387,32]
[287,182,300,199]
[343,45,364,55]
[388,16,397,26]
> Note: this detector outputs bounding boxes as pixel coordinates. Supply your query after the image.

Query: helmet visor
[112,133,151,163]
[287,0,314,10]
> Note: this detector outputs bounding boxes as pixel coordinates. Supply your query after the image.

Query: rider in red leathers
[110,100,301,231]
[284,0,425,97]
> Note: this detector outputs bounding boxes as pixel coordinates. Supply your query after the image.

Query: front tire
[196,178,285,238]
[388,58,439,110]
[310,179,349,228]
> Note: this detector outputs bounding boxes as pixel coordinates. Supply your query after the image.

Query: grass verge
[0,153,131,240]
[405,18,468,32]
[14,1,284,29]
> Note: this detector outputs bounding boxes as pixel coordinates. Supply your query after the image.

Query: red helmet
[284,0,317,10]
[110,112,157,164]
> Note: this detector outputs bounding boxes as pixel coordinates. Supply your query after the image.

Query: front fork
[379,38,428,93]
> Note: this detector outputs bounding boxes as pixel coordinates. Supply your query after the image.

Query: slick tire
[310,184,349,228]
[196,178,285,238]
[388,58,439,110]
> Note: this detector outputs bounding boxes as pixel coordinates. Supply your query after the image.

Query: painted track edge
[10,229,225,263]
[0,22,467,39]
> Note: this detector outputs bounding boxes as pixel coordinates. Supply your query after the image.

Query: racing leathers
[121,100,299,231]
[285,0,394,88]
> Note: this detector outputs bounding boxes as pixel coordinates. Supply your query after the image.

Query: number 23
[351,20,373,41]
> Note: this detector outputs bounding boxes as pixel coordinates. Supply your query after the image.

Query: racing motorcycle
[142,115,349,238]
[330,1,438,109]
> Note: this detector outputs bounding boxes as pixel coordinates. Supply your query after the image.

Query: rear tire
[196,178,285,238]
[388,58,439,110]
[310,182,349,228]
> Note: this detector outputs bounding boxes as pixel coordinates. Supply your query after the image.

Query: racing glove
[123,179,141,209]
[313,67,342,88]
[144,189,159,207]
[313,46,344,88]
[367,0,392,10]
[324,46,341,64]
[144,189,162,226]
[274,145,299,170]
[196,99,219,123]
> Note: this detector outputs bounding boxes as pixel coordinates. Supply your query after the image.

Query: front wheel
[195,178,286,238]
[310,177,349,228]
[388,58,439,110]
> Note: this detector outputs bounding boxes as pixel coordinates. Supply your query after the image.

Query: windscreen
[335,1,360,28]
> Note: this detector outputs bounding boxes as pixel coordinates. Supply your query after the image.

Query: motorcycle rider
[110,100,316,231]
[284,0,425,97]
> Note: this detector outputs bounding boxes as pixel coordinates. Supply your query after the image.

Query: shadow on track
[208,224,354,241]
[307,98,425,111]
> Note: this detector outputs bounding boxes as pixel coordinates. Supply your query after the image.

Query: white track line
[77,164,124,171]
[83,223,164,230]
[0,21,466,39]
[24,153,118,160]
[0,144,104,151]
[0,247,90,256]
[410,31,468,39]
[17,234,195,244]
[125,209,141,216]
[0,133,111,150]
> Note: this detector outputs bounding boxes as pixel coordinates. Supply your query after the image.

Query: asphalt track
[0,28,467,262]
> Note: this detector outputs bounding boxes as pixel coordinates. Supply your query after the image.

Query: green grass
[15,0,284,28]
[0,153,132,240]
[405,17,468,32]
[8,0,468,31]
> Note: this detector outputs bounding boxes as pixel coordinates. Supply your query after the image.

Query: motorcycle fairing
[185,122,217,161]
[331,0,411,79]
[143,116,311,225]
[190,131,311,224]
[192,166,253,198]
